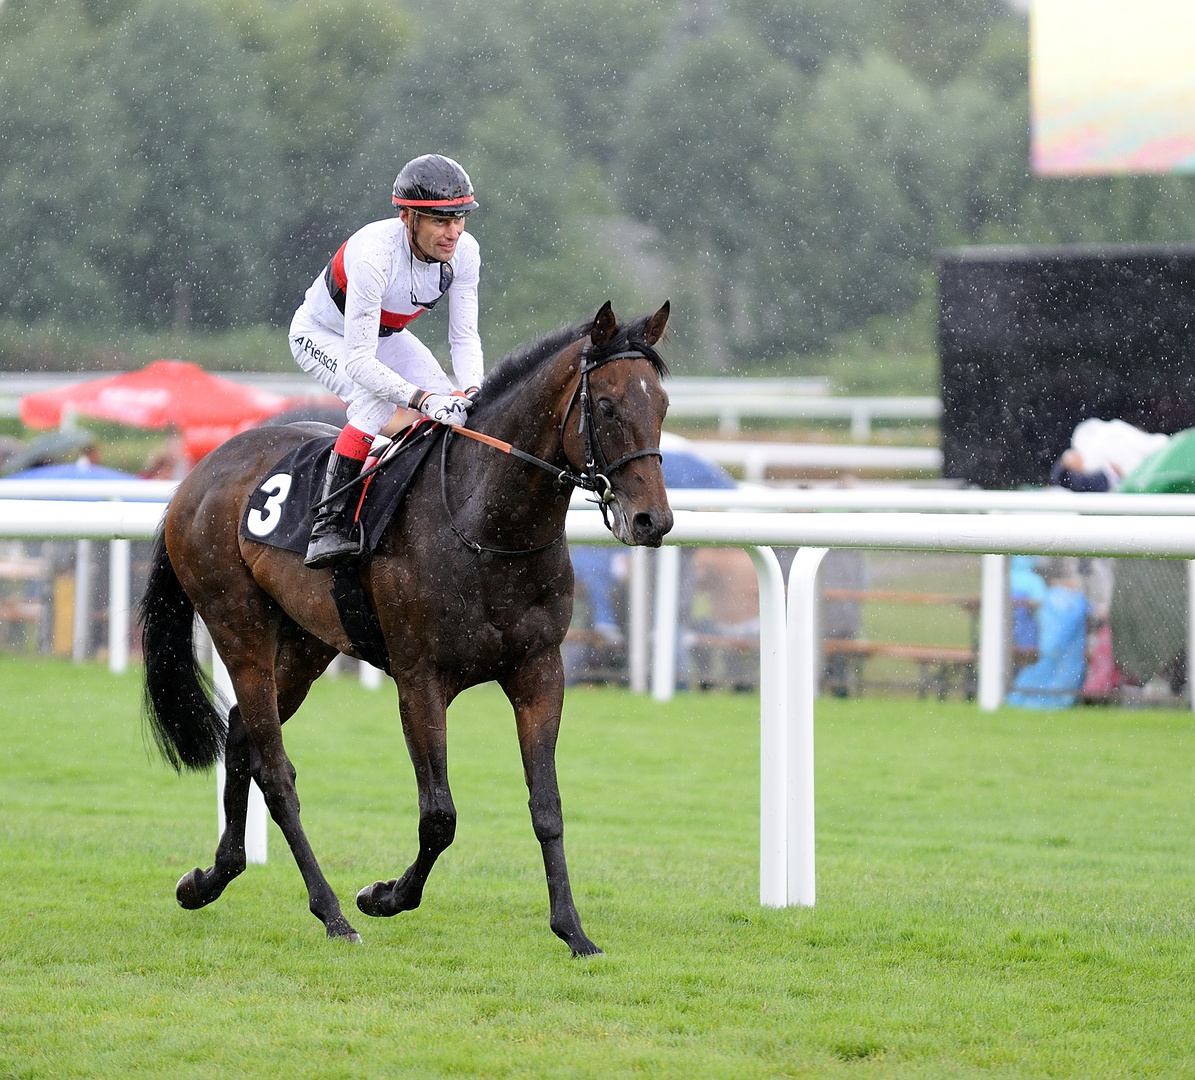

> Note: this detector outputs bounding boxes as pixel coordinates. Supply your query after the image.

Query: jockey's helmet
[392,155,479,217]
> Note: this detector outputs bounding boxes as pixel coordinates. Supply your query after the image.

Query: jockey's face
[401,209,466,263]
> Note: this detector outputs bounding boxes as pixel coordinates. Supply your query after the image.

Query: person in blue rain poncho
[1006,559,1089,708]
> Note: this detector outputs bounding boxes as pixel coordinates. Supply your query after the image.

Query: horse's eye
[598,399,617,420]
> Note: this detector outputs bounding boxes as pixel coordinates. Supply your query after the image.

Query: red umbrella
[19,360,289,465]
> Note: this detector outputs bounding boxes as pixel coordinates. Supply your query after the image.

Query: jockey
[289,153,483,569]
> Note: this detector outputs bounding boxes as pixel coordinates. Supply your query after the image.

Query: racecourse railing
[664,393,940,439]
[667,440,942,479]
[6,494,1195,909]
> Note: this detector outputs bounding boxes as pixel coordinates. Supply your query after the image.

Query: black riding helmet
[392,154,479,217]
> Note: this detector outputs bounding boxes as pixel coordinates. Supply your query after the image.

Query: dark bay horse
[140,301,672,954]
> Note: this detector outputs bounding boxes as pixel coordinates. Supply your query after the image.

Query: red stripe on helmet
[392,193,476,208]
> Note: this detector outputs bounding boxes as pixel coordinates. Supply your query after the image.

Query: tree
[261,0,412,321]
[461,93,643,355]
[83,0,283,328]
[0,0,123,322]
[616,22,805,366]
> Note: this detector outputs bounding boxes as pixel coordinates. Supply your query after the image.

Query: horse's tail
[140,527,226,773]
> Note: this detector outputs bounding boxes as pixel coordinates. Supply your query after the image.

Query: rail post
[108,537,130,674]
[1188,562,1195,714]
[72,538,92,662]
[786,546,828,908]
[978,554,1007,711]
[747,546,788,907]
[628,546,651,693]
[651,545,680,701]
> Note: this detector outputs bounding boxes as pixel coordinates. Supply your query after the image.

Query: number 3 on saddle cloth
[239,423,444,673]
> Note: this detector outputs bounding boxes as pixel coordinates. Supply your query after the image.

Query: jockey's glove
[412,391,468,427]
[454,386,481,411]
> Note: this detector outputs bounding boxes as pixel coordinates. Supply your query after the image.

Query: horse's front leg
[175,704,253,910]
[357,676,456,918]
[504,649,601,957]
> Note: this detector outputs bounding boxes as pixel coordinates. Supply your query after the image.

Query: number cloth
[241,428,442,556]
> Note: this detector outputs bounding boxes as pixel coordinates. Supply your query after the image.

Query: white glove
[418,392,468,427]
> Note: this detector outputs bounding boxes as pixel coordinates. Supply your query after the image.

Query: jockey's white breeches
[289,311,456,436]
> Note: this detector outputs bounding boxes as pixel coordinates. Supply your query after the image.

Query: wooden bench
[564,627,627,686]
[0,555,48,648]
[564,587,982,697]
[821,588,979,700]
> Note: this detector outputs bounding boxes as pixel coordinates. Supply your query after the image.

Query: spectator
[1007,558,1089,708]
[1051,418,1168,492]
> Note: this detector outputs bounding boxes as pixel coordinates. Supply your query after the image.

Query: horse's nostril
[633,512,654,533]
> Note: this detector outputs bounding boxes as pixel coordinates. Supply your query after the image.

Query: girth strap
[329,564,392,674]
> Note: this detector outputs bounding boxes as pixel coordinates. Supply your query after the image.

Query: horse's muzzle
[628,505,673,548]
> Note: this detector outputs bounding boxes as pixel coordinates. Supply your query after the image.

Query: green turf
[1,656,1193,1078]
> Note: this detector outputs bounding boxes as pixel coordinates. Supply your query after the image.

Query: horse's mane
[474,311,669,414]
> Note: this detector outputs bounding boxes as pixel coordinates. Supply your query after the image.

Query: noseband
[441,339,663,554]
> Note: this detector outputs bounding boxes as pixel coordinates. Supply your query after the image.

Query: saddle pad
[239,425,442,557]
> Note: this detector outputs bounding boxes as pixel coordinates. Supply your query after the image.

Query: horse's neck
[450,345,581,543]
[479,347,579,466]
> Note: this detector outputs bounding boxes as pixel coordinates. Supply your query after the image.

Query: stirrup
[304,526,364,569]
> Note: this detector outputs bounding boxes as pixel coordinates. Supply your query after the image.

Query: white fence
[565,508,1195,908]
[666,394,940,439]
[5,495,1195,909]
[678,440,942,479]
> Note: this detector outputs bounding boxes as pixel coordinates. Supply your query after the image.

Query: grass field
[1,656,1193,1078]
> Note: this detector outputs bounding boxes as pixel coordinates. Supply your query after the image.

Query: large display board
[939,245,1195,488]
[1032,0,1195,175]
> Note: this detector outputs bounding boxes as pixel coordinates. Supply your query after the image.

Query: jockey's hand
[454,386,481,411]
[419,393,468,427]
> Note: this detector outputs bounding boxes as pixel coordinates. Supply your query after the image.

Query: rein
[441,341,664,556]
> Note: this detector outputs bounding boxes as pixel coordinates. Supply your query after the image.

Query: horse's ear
[590,301,617,347]
[643,300,670,346]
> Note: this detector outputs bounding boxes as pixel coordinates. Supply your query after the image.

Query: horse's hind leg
[175,703,254,910]
[228,660,360,942]
[356,676,456,918]
[176,628,337,912]
[505,650,601,957]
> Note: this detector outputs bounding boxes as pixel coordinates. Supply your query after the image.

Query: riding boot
[304,451,364,569]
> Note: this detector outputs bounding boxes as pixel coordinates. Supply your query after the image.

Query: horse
[140,301,672,955]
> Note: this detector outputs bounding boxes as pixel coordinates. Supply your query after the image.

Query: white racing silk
[294,217,483,405]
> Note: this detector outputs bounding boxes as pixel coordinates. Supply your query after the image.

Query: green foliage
[2,659,1194,1076]
[94,1,282,328]
[731,0,866,73]
[4,0,1195,378]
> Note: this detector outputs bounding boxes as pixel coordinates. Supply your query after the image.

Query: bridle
[440,339,664,555]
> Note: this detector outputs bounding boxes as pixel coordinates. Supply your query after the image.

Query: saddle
[239,422,443,674]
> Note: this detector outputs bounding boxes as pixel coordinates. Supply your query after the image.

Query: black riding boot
[304,451,364,569]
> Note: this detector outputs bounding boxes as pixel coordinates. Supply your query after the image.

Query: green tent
[1119,428,1195,493]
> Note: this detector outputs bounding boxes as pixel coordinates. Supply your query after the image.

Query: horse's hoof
[355,881,392,917]
[571,938,604,958]
[552,912,601,956]
[176,868,208,910]
[325,915,363,944]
